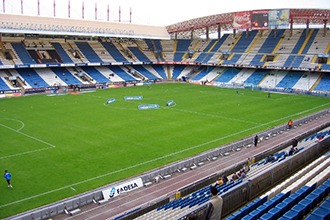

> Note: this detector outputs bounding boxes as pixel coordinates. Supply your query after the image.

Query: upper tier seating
[101,42,128,62]
[11,42,36,64]
[231,30,258,53]
[75,42,103,63]
[291,29,307,54]
[51,42,73,63]
[258,29,285,53]
[128,47,151,62]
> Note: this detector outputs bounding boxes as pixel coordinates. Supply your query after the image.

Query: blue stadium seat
[283,209,300,220]
[305,193,320,208]
[308,206,330,219]
[267,207,282,220]
[259,212,274,220]
[291,204,305,219]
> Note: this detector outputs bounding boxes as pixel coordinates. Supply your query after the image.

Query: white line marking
[0,118,25,131]
[170,108,260,125]
[1,104,329,209]
[0,147,55,160]
[0,121,56,160]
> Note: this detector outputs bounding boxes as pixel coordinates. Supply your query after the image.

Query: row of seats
[135,143,299,220]
[2,28,329,67]
[227,153,330,220]
[2,64,330,94]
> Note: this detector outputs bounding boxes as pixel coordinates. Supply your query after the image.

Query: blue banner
[106,98,116,104]
[166,100,175,106]
[138,104,159,110]
[124,96,143,101]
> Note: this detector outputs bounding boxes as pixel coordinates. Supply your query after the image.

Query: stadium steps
[173,40,178,53]
[271,34,285,54]
[302,29,319,54]
[228,35,242,52]
[297,29,314,55]
[207,39,219,52]
[246,35,261,54]
[324,42,330,54]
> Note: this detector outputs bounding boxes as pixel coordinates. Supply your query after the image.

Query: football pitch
[1,83,330,218]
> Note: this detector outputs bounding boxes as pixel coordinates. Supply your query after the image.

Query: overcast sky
[0,0,329,26]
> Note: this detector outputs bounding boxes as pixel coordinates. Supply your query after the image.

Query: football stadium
[1,0,330,219]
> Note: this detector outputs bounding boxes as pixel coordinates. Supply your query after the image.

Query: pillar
[217,24,221,40]
[205,26,209,40]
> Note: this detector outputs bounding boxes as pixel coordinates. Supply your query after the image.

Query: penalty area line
[0,123,56,160]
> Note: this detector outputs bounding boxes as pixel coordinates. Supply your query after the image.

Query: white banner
[102,178,143,200]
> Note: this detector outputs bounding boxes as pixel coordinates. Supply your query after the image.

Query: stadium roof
[166,8,330,38]
[0,13,170,39]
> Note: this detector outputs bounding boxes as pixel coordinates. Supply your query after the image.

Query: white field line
[1,104,329,209]
[169,107,260,125]
[0,122,56,160]
[0,118,25,131]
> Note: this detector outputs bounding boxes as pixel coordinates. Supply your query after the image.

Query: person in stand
[221,175,228,185]
[288,119,293,129]
[205,186,223,220]
[4,170,12,188]
[254,135,259,147]
[292,138,298,148]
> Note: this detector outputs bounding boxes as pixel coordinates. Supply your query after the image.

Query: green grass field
[1,83,330,218]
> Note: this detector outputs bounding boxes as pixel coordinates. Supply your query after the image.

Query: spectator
[222,175,228,184]
[205,186,223,220]
[239,170,247,179]
[214,177,223,187]
[292,138,298,148]
[231,173,239,181]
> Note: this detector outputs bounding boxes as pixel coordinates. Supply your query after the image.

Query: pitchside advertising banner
[102,178,144,200]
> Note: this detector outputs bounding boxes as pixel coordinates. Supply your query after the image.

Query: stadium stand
[75,41,103,63]
[1,8,330,220]
[80,66,110,84]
